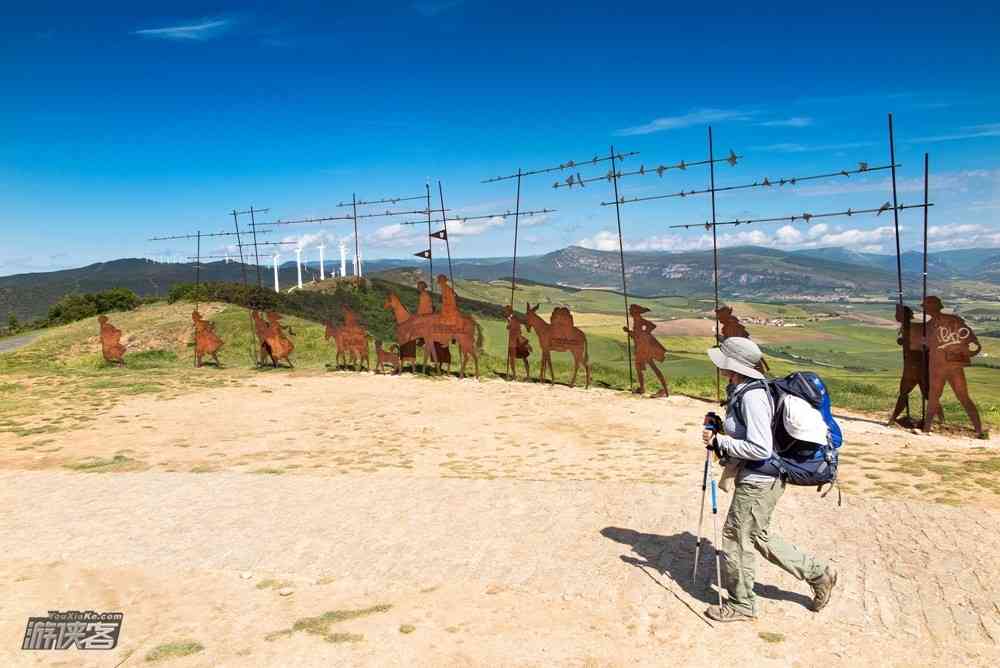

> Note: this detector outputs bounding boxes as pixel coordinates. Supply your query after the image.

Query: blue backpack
[731,372,842,494]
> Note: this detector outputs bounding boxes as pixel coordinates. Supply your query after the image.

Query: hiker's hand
[701,429,714,446]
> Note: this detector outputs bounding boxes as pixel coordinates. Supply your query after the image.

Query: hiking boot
[704,603,755,623]
[809,567,838,612]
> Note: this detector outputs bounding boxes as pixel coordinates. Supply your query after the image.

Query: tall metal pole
[249,206,263,288]
[437,181,454,286]
[921,153,930,428]
[232,210,258,365]
[195,230,201,313]
[425,182,434,292]
[888,113,908,420]
[709,127,721,400]
[510,169,522,308]
[352,193,361,280]
[888,114,904,306]
[610,145,634,389]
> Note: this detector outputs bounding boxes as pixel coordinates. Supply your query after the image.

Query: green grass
[63,454,145,473]
[265,603,392,644]
[145,641,204,662]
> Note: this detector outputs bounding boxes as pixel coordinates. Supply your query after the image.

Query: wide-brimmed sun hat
[707,337,765,380]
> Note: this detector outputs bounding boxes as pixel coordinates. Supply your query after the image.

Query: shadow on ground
[601,527,813,609]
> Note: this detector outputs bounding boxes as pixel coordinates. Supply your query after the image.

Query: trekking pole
[709,468,725,610]
[694,411,722,580]
[693,447,710,580]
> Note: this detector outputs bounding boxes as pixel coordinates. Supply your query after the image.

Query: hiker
[701,337,837,622]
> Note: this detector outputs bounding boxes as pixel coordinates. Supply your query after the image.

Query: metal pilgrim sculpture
[523,303,591,388]
[98,315,126,366]
[623,304,669,397]
[324,306,370,370]
[502,305,533,380]
[716,305,769,374]
[252,310,295,368]
[922,296,985,438]
[192,310,224,367]
[889,303,931,428]
[383,275,480,378]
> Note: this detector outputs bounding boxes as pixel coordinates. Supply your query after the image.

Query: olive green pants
[721,479,826,615]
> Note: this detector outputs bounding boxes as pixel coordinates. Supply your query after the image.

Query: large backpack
[730,372,842,492]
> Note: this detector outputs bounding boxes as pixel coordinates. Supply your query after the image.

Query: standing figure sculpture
[923,296,986,438]
[414,280,451,372]
[716,305,769,373]
[623,304,669,397]
[502,305,532,380]
[888,304,931,428]
[97,315,126,366]
[324,306,369,370]
[192,310,223,368]
[523,303,591,388]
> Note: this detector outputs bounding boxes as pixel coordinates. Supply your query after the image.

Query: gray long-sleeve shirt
[717,382,776,484]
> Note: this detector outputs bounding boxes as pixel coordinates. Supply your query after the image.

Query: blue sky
[2,1,998,276]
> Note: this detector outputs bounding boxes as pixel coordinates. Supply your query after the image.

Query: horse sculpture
[252,310,295,368]
[523,303,591,388]
[192,310,223,367]
[324,306,370,370]
[383,275,480,378]
[98,315,126,366]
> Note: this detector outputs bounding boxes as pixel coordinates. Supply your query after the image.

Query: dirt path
[0,332,38,353]
[1,373,998,666]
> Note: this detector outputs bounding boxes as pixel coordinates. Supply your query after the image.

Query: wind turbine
[295,246,304,289]
[318,243,326,281]
[273,253,280,293]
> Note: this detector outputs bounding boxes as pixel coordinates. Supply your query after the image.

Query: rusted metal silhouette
[383,275,480,378]
[252,310,295,368]
[502,305,532,380]
[98,315,126,366]
[923,296,985,437]
[374,340,401,374]
[716,305,769,374]
[889,304,932,428]
[523,303,591,388]
[192,310,223,367]
[323,306,369,370]
[385,283,451,374]
[623,304,669,397]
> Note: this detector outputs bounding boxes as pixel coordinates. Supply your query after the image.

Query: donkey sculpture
[523,303,591,388]
[192,310,223,367]
[98,315,126,366]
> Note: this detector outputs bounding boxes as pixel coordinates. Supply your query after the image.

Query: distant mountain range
[2,246,999,321]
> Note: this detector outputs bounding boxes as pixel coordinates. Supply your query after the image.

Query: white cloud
[906,123,1000,144]
[578,222,909,254]
[133,18,233,41]
[750,141,875,153]
[775,225,803,244]
[759,117,813,128]
[448,216,505,237]
[615,108,754,136]
[925,222,1000,249]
